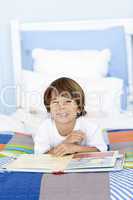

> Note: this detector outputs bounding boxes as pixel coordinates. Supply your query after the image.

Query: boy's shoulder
[77,116,99,129]
[77,116,94,124]
[39,118,53,129]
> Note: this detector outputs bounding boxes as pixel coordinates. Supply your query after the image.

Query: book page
[66,151,118,169]
[4,151,120,172]
[6,154,73,172]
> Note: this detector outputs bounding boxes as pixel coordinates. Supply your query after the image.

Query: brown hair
[44,77,87,117]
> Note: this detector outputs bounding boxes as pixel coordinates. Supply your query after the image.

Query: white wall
[0,0,132,114]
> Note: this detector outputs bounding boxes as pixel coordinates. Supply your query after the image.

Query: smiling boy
[34,77,107,156]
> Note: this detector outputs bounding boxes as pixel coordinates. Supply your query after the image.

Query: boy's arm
[47,143,99,156]
[75,145,99,153]
[63,131,86,144]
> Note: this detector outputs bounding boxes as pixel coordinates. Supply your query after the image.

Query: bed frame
[11,18,133,110]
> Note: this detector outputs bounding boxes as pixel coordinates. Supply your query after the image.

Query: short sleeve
[83,120,107,151]
[33,121,51,154]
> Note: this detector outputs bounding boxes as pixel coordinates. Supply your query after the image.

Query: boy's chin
[55,117,74,124]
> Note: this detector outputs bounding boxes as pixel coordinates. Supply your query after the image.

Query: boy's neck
[55,120,76,136]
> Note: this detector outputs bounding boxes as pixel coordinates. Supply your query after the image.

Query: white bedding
[32,48,111,78]
[0,109,132,136]
[21,70,123,117]
[87,112,133,130]
[0,114,25,133]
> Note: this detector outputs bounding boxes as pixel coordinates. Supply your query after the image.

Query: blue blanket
[0,132,133,200]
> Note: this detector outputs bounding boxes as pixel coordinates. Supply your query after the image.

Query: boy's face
[50,95,80,125]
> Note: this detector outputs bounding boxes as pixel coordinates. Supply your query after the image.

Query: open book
[0,151,124,173]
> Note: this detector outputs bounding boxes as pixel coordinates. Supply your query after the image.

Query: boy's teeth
[59,113,67,116]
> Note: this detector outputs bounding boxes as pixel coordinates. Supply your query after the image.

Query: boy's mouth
[56,112,68,118]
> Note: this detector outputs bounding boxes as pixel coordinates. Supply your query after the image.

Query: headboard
[11,19,133,110]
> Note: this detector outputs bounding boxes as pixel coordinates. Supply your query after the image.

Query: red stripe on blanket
[108,131,133,143]
[15,132,32,136]
[0,144,6,150]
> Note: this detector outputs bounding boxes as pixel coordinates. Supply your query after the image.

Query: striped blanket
[0,131,133,200]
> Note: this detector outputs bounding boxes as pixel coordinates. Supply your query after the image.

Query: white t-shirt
[33,117,107,154]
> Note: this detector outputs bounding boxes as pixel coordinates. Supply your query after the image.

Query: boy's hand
[51,143,80,157]
[63,131,86,144]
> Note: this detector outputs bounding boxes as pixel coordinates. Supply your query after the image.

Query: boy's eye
[50,98,73,106]
[65,100,72,103]
[51,100,59,104]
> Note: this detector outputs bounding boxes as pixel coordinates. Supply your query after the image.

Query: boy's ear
[77,107,81,113]
[77,108,81,116]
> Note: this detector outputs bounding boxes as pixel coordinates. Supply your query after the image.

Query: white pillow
[0,114,25,133]
[20,70,47,113]
[75,77,123,117]
[32,48,111,79]
[20,70,123,117]
[20,71,60,113]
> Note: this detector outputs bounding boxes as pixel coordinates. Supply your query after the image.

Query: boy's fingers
[56,151,65,157]
[53,145,65,155]
[71,132,85,138]
[73,134,85,140]
[54,148,65,156]
[78,132,86,139]
[70,134,83,139]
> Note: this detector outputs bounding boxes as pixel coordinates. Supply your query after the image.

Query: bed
[0,130,133,200]
[9,18,133,135]
[0,18,133,200]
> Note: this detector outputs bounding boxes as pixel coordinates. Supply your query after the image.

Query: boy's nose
[59,100,66,107]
